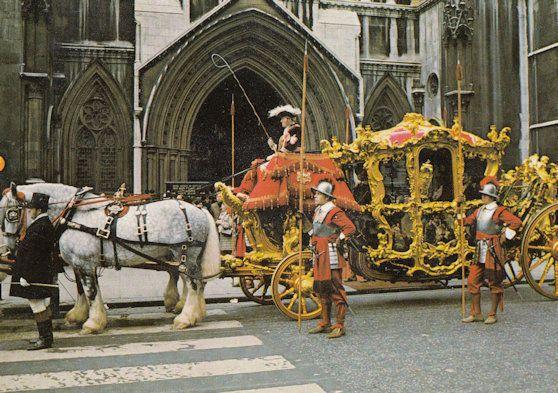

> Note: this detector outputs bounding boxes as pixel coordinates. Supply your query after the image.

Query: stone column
[25,83,44,178]
[133,60,143,193]
[389,17,397,58]
[361,15,370,59]
[517,0,530,161]
[408,17,415,56]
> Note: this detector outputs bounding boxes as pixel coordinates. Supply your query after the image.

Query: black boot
[28,310,53,351]
[51,289,61,319]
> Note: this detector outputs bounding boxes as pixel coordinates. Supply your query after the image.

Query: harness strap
[110,214,121,270]
[135,205,149,247]
[135,206,143,247]
[178,202,194,244]
[99,238,107,267]
[177,201,194,270]
[142,206,148,244]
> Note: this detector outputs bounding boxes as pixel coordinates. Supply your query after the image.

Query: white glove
[504,227,517,240]
[20,277,30,287]
[267,137,277,151]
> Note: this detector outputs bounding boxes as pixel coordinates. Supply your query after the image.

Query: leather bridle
[1,189,27,241]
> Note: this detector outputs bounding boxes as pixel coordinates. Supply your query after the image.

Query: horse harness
[58,195,204,278]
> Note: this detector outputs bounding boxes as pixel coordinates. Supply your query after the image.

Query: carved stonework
[411,81,425,114]
[427,73,439,96]
[370,106,397,130]
[74,90,120,191]
[444,86,475,117]
[443,0,474,43]
[21,0,51,23]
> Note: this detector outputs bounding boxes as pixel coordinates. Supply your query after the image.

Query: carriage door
[417,147,456,268]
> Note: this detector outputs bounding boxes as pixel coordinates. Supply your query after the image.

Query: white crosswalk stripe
[0,355,295,392]
[0,335,262,363]
[0,311,327,393]
[225,383,327,393]
[0,319,242,342]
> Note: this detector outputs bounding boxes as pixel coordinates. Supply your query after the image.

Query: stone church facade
[0,0,556,193]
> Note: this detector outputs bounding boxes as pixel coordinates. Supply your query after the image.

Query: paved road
[0,285,556,392]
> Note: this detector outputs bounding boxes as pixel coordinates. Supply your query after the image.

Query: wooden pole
[456,60,466,318]
[345,106,350,144]
[298,41,309,331]
[231,95,236,188]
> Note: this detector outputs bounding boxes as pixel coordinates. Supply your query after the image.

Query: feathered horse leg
[173,276,205,329]
[163,270,180,313]
[173,246,205,329]
[80,272,107,334]
[65,268,89,326]
[173,275,187,314]
[173,208,220,329]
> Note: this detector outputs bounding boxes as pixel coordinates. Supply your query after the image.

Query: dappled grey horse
[0,183,221,334]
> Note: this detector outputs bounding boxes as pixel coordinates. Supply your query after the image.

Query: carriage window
[464,158,487,200]
[418,148,453,202]
[352,163,372,205]
[379,157,410,204]
[422,211,456,246]
[386,211,413,252]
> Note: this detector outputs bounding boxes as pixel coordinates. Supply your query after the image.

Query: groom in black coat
[10,192,56,350]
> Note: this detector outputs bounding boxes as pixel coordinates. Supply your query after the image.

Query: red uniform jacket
[464,205,522,283]
[311,205,356,293]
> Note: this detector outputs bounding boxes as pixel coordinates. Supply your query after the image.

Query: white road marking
[0,320,242,341]
[0,309,226,332]
[225,383,327,393]
[0,355,295,392]
[120,308,226,320]
[0,335,261,364]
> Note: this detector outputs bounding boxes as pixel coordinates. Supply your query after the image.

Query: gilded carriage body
[322,113,511,281]
[215,113,558,320]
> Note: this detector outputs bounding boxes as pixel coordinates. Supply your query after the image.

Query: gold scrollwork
[323,113,512,278]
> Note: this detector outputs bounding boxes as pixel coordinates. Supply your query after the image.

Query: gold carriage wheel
[271,251,321,320]
[521,203,558,300]
[239,275,273,305]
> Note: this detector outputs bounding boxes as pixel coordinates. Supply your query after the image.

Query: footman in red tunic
[308,181,356,338]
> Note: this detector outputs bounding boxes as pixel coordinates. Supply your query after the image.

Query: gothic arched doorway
[139,6,360,192]
[188,69,283,182]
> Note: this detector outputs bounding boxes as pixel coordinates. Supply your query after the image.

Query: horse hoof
[65,319,79,327]
[80,327,95,335]
[81,320,105,335]
[173,317,196,330]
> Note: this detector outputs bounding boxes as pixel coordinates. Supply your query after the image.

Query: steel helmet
[479,182,499,200]
[312,181,335,199]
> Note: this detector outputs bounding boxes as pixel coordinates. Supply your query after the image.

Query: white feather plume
[268,104,301,118]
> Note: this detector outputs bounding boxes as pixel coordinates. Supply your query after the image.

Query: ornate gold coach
[215,113,558,321]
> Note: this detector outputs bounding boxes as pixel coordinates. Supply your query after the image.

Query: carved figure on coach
[9,192,56,350]
[462,177,522,325]
[308,181,356,339]
[267,105,302,154]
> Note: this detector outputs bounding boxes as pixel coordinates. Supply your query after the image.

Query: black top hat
[28,193,50,211]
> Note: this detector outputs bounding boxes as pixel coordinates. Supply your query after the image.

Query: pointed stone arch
[57,60,132,192]
[139,6,360,191]
[364,74,412,130]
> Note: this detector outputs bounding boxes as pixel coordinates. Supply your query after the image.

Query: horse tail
[200,208,221,279]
